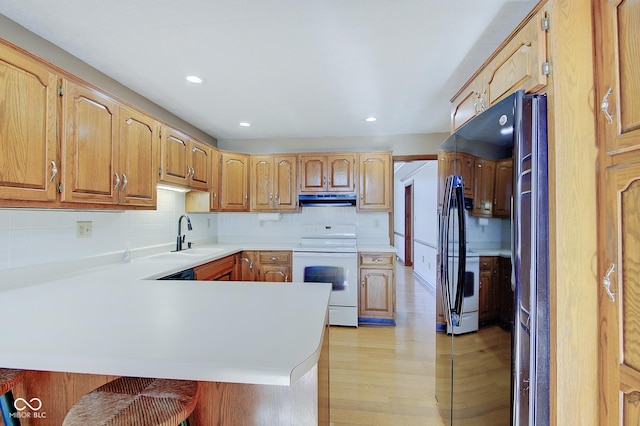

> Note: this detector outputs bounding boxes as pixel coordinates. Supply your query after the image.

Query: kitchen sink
[142,248,226,261]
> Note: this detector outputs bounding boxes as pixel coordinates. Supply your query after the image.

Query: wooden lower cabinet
[238,251,257,281]
[236,250,292,283]
[194,253,240,281]
[497,257,514,331]
[358,252,396,325]
[257,251,291,282]
[478,257,496,324]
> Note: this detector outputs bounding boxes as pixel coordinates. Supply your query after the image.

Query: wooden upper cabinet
[62,80,160,207]
[596,0,640,155]
[119,106,159,207]
[358,152,392,211]
[493,158,513,218]
[160,126,211,191]
[451,72,485,131]
[451,5,549,131]
[485,6,549,105]
[251,155,297,212]
[273,156,297,210]
[472,158,495,217]
[251,156,273,211]
[220,151,249,212]
[61,79,120,204]
[299,154,356,193]
[160,128,189,185]
[327,154,356,192]
[210,148,220,212]
[0,42,59,203]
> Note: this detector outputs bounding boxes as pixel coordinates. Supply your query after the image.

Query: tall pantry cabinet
[595,0,640,424]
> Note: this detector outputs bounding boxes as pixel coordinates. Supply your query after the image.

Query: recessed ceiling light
[186,75,203,84]
[239,122,251,127]
[365,117,377,122]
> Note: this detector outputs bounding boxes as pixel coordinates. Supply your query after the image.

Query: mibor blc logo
[12,397,47,419]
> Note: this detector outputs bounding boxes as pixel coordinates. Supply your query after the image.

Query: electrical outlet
[77,221,92,238]
[374,219,380,228]
[207,218,211,228]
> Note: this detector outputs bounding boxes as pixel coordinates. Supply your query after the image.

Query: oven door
[292,251,358,308]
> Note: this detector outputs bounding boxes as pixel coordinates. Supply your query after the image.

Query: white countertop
[0,245,331,386]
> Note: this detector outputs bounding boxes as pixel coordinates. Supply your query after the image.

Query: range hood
[298,194,357,207]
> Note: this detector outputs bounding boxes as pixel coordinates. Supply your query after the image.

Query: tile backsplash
[0,190,215,270]
[0,194,389,270]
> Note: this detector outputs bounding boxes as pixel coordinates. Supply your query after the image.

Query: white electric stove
[293,224,358,327]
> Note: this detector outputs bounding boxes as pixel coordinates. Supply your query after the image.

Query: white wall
[0,195,389,270]
[0,190,216,269]
[217,207,389,246]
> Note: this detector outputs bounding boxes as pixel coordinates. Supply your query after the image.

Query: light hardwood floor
[329,263,446,426]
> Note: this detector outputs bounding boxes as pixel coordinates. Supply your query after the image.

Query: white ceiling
[0,0,536,141]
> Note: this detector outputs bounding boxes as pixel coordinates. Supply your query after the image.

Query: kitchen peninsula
[0,246,331,425]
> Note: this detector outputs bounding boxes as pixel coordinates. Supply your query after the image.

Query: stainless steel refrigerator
[436,90,550,425]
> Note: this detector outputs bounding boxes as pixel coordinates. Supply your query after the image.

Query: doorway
[404,183,413,267]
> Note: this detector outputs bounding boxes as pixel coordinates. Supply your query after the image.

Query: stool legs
[0,390,20,426]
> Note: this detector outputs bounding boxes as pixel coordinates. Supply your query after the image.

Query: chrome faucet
[176,214,193,251]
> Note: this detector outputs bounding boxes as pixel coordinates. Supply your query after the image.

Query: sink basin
[180,248,225,256]
[141,248,226,261]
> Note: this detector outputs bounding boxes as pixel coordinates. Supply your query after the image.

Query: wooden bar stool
[0,369,24,426]
[63,377,199,426]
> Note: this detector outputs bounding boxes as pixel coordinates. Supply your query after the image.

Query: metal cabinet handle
[372,258,382,262]
[240,257,253,270]
[269,256,279,261]
[49,160,58,182]
[121,173,128,190]
[601,86,614,124]
[603,263,616,302]
[114,172,121,189]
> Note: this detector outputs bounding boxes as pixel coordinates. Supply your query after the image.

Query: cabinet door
[194,254,237,281]
[437,151,449,211]
[451,75,484,131]
[601,161,640,425]
[274,156,297,210]
[61,80,119,204]
[478,257,496,323]
[260,265,290,282]
[239,251,257,281]
[189,141,211,191]
[210,148,220,212]
[494,158,513,218]
[596,0,640,155]
[0,43,58,202]
[119,107,159,207]
[250,156,274,211]
[327,154,356,192]
[472,158,495,217]
[358,152,391,211]
[299,155,326,192]
[359,268,394,318]
[160,127,189,186]
[486,7,549,105]
[220,152,249,211]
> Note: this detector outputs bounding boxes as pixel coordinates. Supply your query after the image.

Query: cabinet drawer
[359,253,395,267]
[479,257,495,271]
[258,251,291,264]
